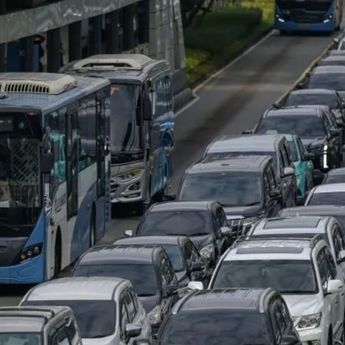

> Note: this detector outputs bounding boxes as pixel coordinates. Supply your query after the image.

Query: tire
[89,209,96,247]
[54,231,62,278]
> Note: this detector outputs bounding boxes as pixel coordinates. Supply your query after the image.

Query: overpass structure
[0,0,189,108]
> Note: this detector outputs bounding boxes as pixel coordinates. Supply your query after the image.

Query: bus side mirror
[143,96,152,121]
[41,152,54,174]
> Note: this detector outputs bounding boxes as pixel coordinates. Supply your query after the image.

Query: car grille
[288,10,326,23]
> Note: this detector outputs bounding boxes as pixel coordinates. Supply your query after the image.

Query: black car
[177,156,283,235]
[114,236,210,287]
[255,106,342,177]
[126,201,232,267]
[72,245,178,332]
[284,89,345,138]
[157,288,301,345]
[202,134,297,208]
[323,168,345,184]
[279,205,345,236]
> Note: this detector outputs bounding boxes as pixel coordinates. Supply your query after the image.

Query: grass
[184,0,274,86]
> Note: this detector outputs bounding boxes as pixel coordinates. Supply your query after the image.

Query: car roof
[280,206,345,218]
[115,235,186,246]
[224,238,315,261]
[186,156,271,174]
[312,66,345,74]
[288,88,336,96]
[173,288,273,314]
[206,134,285,154]
[326,168,345,176]
[149,201,215,212]
[250,216,329,238]
[0,306,69,333]
[264,106,322,117]
[312,183,345,193]
[25,277,129,301]
[78,244,160,265]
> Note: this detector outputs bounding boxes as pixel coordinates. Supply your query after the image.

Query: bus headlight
[19,243,43,262]
[114,168,145,183]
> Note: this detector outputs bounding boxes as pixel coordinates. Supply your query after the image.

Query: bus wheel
[89,209,96,247]
[54,231,62,278]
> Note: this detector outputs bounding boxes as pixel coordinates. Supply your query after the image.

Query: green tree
[181,0,216,28]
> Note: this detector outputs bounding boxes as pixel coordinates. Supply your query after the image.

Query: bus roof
[0,73,109,114]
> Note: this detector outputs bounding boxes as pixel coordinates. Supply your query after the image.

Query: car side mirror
[124,230,133,237]
[326,279,343,295]
[165,283,178,297]
[282,334,301,345]
[187,281,204,291]
[337,250,345,263]
[125,323,142,338]
[283,166,295,177]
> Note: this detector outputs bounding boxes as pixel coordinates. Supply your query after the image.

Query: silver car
[20,277,152,345]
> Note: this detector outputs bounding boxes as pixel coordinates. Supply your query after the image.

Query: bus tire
[54,230,62,278]
[89,208,96,247]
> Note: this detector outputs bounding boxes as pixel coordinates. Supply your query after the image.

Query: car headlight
[200,244,214,259]
[293,312,322,330]
[147,305,162,325]
[114,168,144,182]
[19,243,43,262]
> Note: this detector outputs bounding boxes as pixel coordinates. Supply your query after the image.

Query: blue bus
[0,73,111,283]
[64,55,175,210]
[275,0,342,33]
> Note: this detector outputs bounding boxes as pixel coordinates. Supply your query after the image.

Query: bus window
[154,77,172,117]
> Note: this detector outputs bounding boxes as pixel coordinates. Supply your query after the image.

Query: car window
[333,226,343,260]
[216,207,227,227]
[281,145,290,167]
[324,247,337,279]
[278,149,285,173]
[263,171,271,202]
[129,288,139,313]
[280,299,293,331]
[124,291,136,322]
[269,299,282,344]
[65,318,77,343]
[297,138,305,160]
[120,301,129,336]
[268,166,277,188]
[317,250,328,291]
[283,144,292,165]
[161,256,175,287]
[52,328,71,345]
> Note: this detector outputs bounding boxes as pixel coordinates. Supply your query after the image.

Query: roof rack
[237,235,322,244]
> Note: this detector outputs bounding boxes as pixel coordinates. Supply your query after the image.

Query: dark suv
[158,288,301,345]
[72,244,178,332]
[203,134,297,207]
[177,156,283,236]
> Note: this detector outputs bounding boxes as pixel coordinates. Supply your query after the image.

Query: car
[329,50,345,56]
[306,183,345,206]
[114,236,210,287]
[177,156,283,233]
[72,245,178,333]
[284,89,345,136]
[202,134,297,207]
[20,277,152,345]
[206,237,345,345]
[255,106,342,176]
[306,66,345,96]
[279,205,345,236]
[157,288,301,345]
[318,56,345,67]
[126,201,232,267]
[247,216,345,276]
[285,134,314,204]
[0,306,81,345]
[323,168,345,184]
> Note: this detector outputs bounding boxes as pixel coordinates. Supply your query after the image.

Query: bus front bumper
[0,254,44,284]
[275,19,335,32]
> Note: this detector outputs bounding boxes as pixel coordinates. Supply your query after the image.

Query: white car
[192,236,345,345]
[305,183,345,207]
[20,277,152,345]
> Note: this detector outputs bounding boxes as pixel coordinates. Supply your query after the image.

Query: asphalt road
[0,29,337,306]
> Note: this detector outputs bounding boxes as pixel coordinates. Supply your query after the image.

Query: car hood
[83,335,114,345]
[283,294,322,317]
[223,205,263,218]
[138,294,159,313]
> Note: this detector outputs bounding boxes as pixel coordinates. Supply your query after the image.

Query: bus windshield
[110,83,142,159]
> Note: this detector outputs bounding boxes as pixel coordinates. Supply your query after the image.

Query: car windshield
[308,74,345,91]
[287,140,298,161]
[22,300,115,338]
[73,263,158,296]
[138,210,212,236]
[212,260,317,293]
[0,333,41,345]
[308,192,345,206]
[160,310,268,345]
[286,94,338,108]
[163,244,185,272]
[256,116,326,138]
[179,172,262,207]
[324,175,345,184]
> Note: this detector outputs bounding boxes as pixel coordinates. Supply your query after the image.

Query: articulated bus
[275,0,343,33]
[63,54,175,210]
[0,73,111,283]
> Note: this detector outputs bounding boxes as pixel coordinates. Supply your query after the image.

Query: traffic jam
[3,24,345,345]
